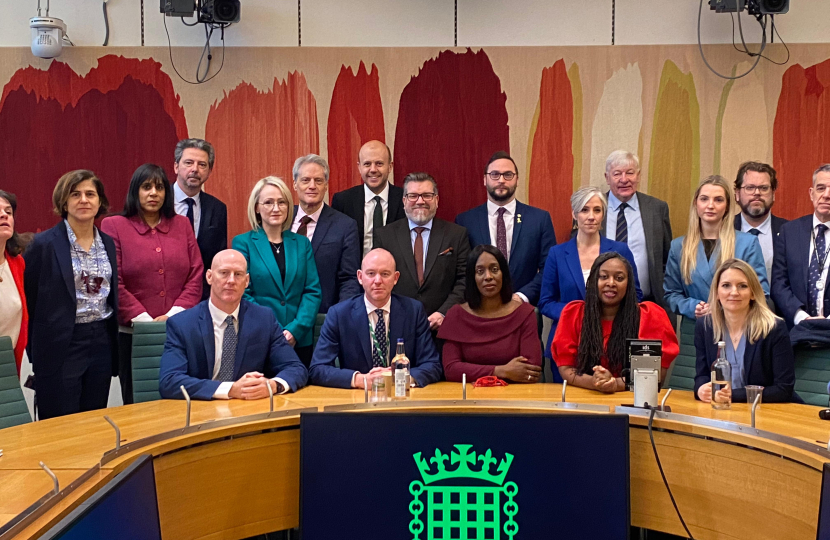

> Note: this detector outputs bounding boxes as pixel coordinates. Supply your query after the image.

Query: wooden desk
[1,383,828,540]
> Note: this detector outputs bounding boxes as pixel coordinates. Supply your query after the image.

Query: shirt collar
[364,294,392,315]
[408,218,433,231]
[65,219,101,249]
[296,203,324,223]
[208,298,241,325]
[174,182,201,205]
[486,198,517,216]
[814,213,830,229]
[607,191,639,211]
[364,182,390,204]
[129,214,170,235]
[741,212,771,234]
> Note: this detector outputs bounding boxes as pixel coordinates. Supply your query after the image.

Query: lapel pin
[516,214,522,223]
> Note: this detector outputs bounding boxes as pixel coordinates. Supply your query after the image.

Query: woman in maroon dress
[552,252,678,393]
[438,244,542,383]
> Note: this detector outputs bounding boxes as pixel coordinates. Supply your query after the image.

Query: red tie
[414,227,426,286]
[296,215,313,238]
[496,207,508,259]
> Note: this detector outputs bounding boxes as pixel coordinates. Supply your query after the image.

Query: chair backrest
[131,322,168,403]
[0,336,31,429]
[794,347,830,406]
[668,317,696,391]
[312,313,326,347]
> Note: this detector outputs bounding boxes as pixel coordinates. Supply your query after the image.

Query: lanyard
[812,226,830,290]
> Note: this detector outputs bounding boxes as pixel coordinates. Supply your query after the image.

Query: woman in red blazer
[0,190,28,374]
[101,164,203,403]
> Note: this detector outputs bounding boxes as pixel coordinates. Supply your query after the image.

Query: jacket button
[159,269,164,274]
[280,301,286,306]
[151,230,156,235]
[159,291,166,297]
[156,247,162,253]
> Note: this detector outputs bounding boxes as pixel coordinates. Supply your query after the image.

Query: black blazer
[294,204,362,312]
[373,217,469,316]
[23,220,120,376]
[331,183,407,244]
[196,192,228,300]
[694,316,797,403]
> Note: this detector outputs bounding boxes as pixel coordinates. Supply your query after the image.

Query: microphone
[818,409,830,420]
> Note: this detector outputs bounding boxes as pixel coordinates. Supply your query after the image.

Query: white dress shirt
[363,183,389,255]
[351,295,392,387]
[738,213,773,278]
[486,199,516,260]
[408,218,432,276]
[292,203,325,241]
[174,182,201,239]
[606,192,651,298]
[794,214,830,325]
[209,300,289,398]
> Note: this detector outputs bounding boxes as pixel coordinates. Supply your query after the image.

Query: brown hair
[735,161,778,191]
[52,170,109,219]
[0,190,23,256]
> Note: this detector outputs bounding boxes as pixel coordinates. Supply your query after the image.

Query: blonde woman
[694,259,797,403]
[664,175,768,319]
[232,177,321,366]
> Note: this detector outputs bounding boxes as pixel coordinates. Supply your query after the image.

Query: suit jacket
[23,220,119,377]
[771,214,830,328]
[331,183,407,245]
[158,300,308,400]
[455,201,556,306]
[6,251,28,374]
[308,294,443,388]
[232,230,322,347]
[664,232,769,319]
[294,204,361,313]
[694,317,797,403]
[538,236,642,355]
[601,192,672,308]
[373,217,469,316]
[732,213,787,237]
[196,192,228,300]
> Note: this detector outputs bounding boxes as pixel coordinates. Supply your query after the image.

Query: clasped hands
[696,381,732,403]
[354,366,391,389]
[228,372,277,400]
[493,357,541,384]
[591,366,622,393]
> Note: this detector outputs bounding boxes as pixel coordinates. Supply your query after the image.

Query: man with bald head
[159,249,308,400]
[331,140,407,255]
[309,248,442,389]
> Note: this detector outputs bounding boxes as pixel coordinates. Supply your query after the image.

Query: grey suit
[601,191,672,309]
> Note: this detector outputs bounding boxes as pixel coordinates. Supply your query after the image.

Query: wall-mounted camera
[160,0,241,24]
[708,0,789,15]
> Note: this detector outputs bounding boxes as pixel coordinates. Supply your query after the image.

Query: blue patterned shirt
[66,220,113,324]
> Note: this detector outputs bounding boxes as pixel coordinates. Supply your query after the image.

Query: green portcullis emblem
[409,444,518,540]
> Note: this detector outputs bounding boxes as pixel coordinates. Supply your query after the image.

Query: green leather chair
[793,347,830,406]
[668,317,697,391]
[0,336,31,429]
[131,322,168,403]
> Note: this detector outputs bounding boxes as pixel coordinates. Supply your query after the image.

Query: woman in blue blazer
[538,187,642,366]
[232,177,322,366]
[664,175,768,320]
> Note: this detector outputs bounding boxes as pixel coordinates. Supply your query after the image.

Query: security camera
[201,0,240,24]
[30,16,66,59]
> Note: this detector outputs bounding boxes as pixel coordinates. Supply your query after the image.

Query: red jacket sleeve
[640,302,679,369]
[101,217,147,324]
[551,301,585,369]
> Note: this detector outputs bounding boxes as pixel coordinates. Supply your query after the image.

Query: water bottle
[711,341,732,410]
[392,339,410,400]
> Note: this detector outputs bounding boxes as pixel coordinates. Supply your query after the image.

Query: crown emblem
[413,444,513,486]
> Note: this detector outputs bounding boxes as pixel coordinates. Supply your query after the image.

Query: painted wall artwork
[1,43,828,243]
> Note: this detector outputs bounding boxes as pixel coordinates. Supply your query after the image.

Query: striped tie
[615,202,629,244]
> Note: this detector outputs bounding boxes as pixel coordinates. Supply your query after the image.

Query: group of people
[0,138,816,420]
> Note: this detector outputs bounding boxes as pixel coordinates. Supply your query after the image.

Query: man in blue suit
[309,248,443,389]
[159,249,308,400]
[772,164,830,329]
[455,151,556,306]
[291,154,361,312]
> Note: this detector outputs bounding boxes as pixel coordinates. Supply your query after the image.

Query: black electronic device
[200,0,241,23]
[159,0,196,17]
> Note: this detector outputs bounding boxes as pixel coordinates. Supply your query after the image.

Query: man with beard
[173,138,228,300]
[733,161,787,278]
[601,150,672,309]
[373,172,469,330]
[456,151,556,306]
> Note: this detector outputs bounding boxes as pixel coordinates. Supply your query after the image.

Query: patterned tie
[748,228,761,236]
[810,224,828,317]
[296,215,313,238]
[184,197,196,230]
[414,227,426,286]
[372,196,384,233]
[615,202,629,243]
[372,308,388,368]
[216,315,237,382]
[496,207,508,259]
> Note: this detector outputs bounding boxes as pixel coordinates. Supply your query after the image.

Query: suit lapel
[395,223,419,285]
[389,295,405,349]
[639,196,656,254]
[283,234,299,293]
[353,298,373,371]
[743,337,759,383]
[800,217,812,288]
[233,301,249,380]
[198,195,211,238]
[351,189,365,239]
[54,222,76,301]
[510,202,524,263]
[422,219,444,284]
[697,241,716,285]
[311,206,333,251]
[564,239,586,296]
[252,230,286,295]
[200,303,216,377]
[475,205,490,247]
[387,186,402,224]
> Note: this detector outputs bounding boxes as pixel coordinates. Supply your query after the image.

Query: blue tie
[615,202,629,243]
[184,197,196,231]
[217,315,237,382]
[810,224,828,317]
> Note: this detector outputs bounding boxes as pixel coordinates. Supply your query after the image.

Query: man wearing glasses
[373,172,469,331]
[734,161,788,278]
[456,151,556,306]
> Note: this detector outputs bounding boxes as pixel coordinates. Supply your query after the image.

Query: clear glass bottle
[711,341,732,410]
[392,339,410,400]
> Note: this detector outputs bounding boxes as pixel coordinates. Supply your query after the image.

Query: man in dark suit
[291,154,361,312]
[309,248,442,388]
[159,249,307,400]
[373,172,469,331]
[331,140,406,256]
[733,161,788,279]
[772,164,830,329]
[173,138,228,300]
[600,150,672,308]
[455,151,556,306]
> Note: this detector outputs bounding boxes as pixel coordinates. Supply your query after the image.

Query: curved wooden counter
[1,383,828,540]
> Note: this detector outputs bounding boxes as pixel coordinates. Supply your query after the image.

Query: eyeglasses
[404,193,437,202]
[487,171,516,181]
[740,185,772,194]
[258,200,289,211]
